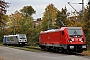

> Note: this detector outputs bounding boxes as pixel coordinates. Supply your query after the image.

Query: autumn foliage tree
[81,6,90,49]
[0,0,9,42]
[55,7,67,27]
[41,4,59,30]
[20,6,36,17]
[0,0,9,24]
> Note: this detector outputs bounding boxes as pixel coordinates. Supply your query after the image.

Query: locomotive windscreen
[68,28,83,36]
[19,34,26,39]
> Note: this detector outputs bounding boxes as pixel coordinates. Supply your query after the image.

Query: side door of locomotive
[59,30,64,44]
[61,30,65,44]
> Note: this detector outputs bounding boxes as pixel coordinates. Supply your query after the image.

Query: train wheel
[55,47,58,52]
[61,48,67,54]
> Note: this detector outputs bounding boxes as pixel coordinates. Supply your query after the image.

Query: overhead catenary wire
[68,0,84,17]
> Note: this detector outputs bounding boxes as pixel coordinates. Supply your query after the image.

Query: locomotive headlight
[70,46,74,49]
[20,43,22,44]
[82,45,86,48]
[69,39,72,42]
[79,38,84,42]
[71,38,74,41]
[69,38,74,42]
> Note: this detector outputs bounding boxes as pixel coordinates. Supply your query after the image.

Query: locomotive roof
[40,27,82,34]
[60,27,82,30]
[4,34,26,37]
[40,29,60,33]
[4,35,18,37]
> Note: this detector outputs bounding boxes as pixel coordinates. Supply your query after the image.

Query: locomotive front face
[18,34,27,45]
[66,27,87,52]
[67,27,86,43]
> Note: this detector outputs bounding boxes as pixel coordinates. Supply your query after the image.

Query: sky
[5,0,88,19]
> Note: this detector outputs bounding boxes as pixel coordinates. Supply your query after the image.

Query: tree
[81,6,90,30]
[20,6,36,17]
[6,11,23,34]
[81,6,90,42]
[7,10,34,35]
[55,7,67,27]
[0,0,9,24]
[0,0,9,43]
[65,20,81,27]
[19,6,36,33]
[41,4,59,30]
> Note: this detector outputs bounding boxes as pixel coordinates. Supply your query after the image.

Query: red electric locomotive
[39,27,87,53]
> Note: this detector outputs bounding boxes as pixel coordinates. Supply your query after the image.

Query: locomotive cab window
[68,29,83,36]
[62,31,64,35]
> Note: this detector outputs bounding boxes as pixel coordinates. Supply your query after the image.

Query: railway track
[5,45,90,57]
[23,46,87,56]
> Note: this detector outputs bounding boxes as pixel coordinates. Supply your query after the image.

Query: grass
[20,46,41,52]
[14,46,90,56]
[82,50,90,56]
[8,46,42,52]
[3,45,90,56]
[0,43,3,46]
